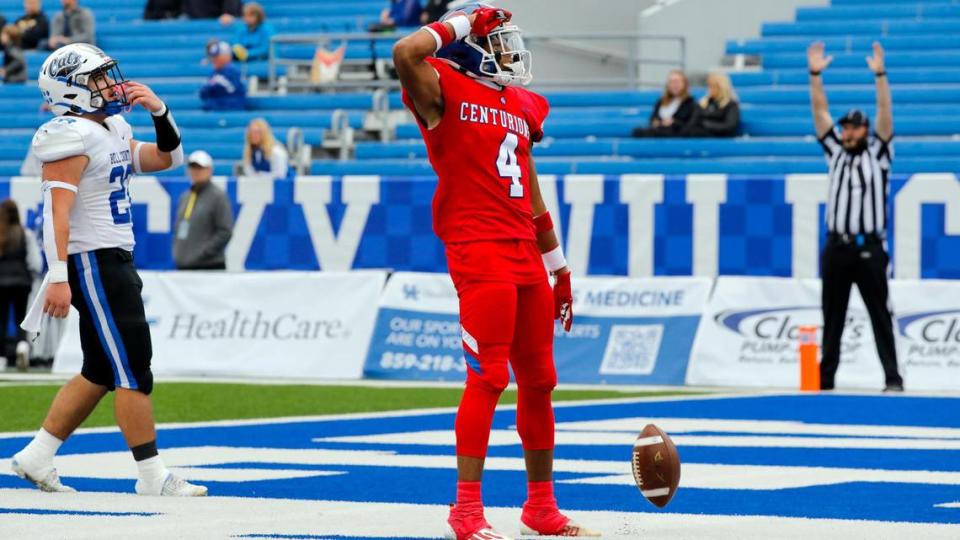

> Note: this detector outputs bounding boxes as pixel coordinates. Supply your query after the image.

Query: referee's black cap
[838,109,870,128]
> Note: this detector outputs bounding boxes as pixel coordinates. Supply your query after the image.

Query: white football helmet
[38,43,129,116]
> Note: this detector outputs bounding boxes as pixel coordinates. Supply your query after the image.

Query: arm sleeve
[818,126,843,159]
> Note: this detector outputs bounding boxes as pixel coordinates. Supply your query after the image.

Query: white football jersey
[32,115,136,254]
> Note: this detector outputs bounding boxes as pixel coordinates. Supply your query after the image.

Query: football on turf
[631,424,681,508]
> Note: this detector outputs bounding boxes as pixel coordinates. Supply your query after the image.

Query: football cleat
[11,457,76,493]
[520,506,600,537]
[445,504,513,540]
[520,521,601,537]
[135,472,207,497]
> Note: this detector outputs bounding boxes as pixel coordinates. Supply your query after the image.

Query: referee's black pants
[820,235,903,389]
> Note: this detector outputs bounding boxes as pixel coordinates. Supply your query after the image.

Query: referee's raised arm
[807,42,834,138]
[867,42,893,140]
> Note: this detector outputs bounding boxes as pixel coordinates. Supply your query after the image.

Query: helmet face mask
[39,43,130,117]
[467,24,533,87]
[435,3,534,87]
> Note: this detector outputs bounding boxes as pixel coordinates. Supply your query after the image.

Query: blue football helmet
[435,2,533,87]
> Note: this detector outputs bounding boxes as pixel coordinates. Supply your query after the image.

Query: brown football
[631,423,681,508]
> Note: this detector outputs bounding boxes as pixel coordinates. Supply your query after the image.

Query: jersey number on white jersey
[109,164,133,225]
[496,133,523,198]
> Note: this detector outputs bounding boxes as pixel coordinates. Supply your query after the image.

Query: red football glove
[553,271,573,332]
[471,7,511,37]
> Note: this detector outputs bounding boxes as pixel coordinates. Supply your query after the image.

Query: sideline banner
[685,276,960,391]
[54,271,386,380]
[363,273,710,384]
[890,280,960,391]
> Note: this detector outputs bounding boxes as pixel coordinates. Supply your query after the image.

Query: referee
[807,41,904,392]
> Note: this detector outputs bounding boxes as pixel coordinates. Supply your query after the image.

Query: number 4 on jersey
[496,132,523,198]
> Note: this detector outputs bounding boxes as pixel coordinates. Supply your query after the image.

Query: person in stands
[631,70,696,138]
[241,118,290,180]
[685,72,741,137]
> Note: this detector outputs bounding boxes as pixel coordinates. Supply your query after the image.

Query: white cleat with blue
[10,455,76,493]
[135,472,208,497]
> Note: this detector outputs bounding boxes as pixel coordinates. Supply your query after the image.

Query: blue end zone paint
[0,508,159,517]
[2,395,960,525]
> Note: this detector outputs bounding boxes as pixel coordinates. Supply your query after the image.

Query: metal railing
[266,31,685,92]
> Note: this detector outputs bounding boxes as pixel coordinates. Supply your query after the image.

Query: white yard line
[0,489,957,540]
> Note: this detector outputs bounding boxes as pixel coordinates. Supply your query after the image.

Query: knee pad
[465,344,510,394]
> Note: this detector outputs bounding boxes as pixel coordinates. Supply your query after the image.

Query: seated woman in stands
[632,70,697,138]
[231,2,274,62]
[686,72,741,137]
[242,118,290,181]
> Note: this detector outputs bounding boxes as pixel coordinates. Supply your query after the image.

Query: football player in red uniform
[393,4,597,539]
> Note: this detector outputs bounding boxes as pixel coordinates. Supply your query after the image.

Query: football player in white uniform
[11,43,206,497]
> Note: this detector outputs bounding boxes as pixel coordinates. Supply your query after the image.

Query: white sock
[136,455,170,485]
[18,428,63,465]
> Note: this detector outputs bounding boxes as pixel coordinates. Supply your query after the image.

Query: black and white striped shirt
[819,128,894,235]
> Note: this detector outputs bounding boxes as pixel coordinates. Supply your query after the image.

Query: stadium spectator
[631,70,696,138]
[14,0,49,50]
[242,118,290,180]
[181,0,242,25]
[173,151,234,270]
[1,25,27,83]
[370,0,422,32]
[685,72,740,137]
[0,199,41,368]
[231,2,275,62]
[143,0,181,20]
[420,0,450,24]
[46,0,95,50]
[199,40,247,111]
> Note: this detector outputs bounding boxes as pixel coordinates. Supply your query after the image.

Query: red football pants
[454,277,557,458]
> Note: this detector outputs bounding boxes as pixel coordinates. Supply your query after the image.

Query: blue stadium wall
[3,174,958,279]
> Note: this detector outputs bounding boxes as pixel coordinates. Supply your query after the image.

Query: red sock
[456,481,483,513]
[525,481,557,509]
[522,481,569,534]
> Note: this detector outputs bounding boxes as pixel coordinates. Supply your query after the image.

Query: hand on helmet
[123,81,164,114]
[469,7,511,37]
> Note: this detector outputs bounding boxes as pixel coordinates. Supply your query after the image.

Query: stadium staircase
[0,0,958,176]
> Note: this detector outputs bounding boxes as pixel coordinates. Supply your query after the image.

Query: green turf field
[0,382,691,432]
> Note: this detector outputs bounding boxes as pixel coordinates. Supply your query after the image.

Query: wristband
[533,212,554,235]
[150,102,181,152]
[448,14,471,40]
[423,21,453,51]
[47,260,68,283]
[875,71,887,78]
[542,245,567,273]
[809,70,822,76]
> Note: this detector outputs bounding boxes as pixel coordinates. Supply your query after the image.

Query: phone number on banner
[378,351,467,373]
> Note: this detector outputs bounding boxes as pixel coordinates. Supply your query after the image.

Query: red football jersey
[402,57,550,245]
